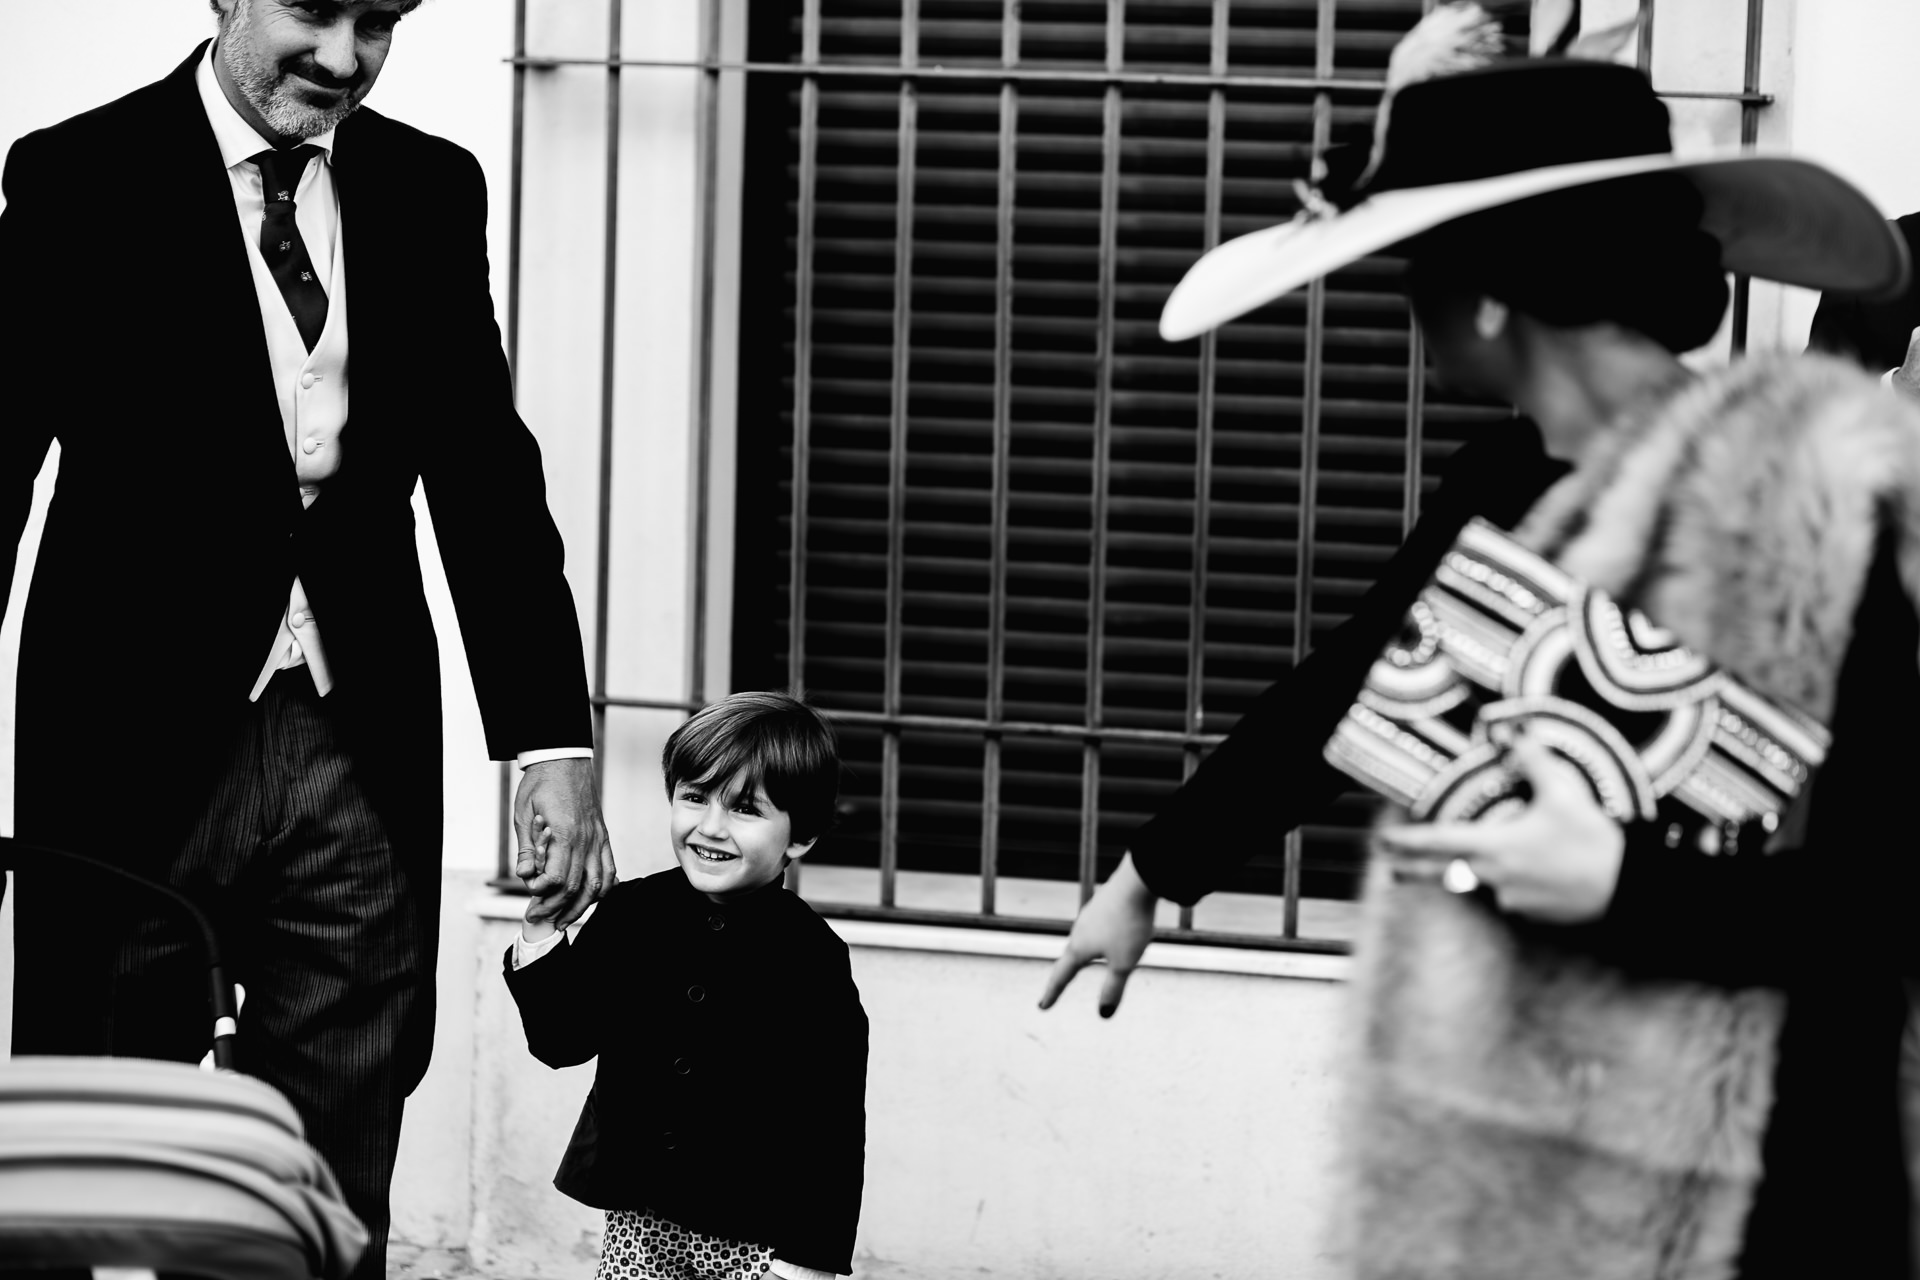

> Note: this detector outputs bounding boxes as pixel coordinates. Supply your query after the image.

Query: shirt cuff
[516,747,595,769]
[510,926,567,970]
[768,1261,837,1280]
[1884,367,1900,388]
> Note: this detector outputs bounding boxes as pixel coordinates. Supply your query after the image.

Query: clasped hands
[1038,732,1625,1017]
[515,757,618,934]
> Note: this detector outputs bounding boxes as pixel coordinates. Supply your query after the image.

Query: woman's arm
[1590,531,1920,986]
[1384,526,1920,989]
[1042,423,1566,1013]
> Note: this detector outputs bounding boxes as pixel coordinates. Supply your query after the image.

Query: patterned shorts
[596,1207,776,1280]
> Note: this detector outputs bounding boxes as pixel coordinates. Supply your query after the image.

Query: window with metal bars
[728,0,1520,949]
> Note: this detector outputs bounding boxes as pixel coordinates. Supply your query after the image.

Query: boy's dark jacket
[503,868,867,1274]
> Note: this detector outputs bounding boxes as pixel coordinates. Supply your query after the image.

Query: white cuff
[516,747,595,769]
[510,926,567,970]
[768,1261,837,1280]
[1884,367,1900,388]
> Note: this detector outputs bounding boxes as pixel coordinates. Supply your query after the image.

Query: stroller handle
[0,838,239,1071]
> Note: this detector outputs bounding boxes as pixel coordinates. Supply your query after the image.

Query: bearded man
[0,4,615,1274]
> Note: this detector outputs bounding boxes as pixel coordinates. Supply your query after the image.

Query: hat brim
[1159,151,1910,342]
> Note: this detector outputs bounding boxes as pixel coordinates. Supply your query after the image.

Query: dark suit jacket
[0,43,590,854]
[504,869,868,1276]
[0,45,592,1079]
[1808,212,1920,371]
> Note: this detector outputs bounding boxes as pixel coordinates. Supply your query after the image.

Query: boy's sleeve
[502,894,622,1069]
[773,939,868,1276]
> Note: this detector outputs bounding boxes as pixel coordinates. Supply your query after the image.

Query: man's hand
[1375,732,1624,925]
[1892,326,1920,400]
[1037,853,1159,1018]
[514,758,616,927]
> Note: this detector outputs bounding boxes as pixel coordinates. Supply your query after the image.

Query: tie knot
[252,144,322,206]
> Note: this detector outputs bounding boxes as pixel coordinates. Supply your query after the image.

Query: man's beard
[220,0,365,140]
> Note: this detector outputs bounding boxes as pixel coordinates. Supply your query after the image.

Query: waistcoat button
[708,915,725,931]
[686,985,705,1003]
[673,1057,691,1075]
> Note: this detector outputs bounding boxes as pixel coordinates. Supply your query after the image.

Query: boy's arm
[502,890,619,1069]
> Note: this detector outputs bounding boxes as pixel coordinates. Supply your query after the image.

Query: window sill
[472,890,1351,983]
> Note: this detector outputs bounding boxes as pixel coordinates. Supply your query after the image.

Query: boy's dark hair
[661,692,840,844]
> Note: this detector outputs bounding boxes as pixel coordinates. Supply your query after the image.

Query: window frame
[497,0,1774,958]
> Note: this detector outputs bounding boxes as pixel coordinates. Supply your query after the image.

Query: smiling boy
[505,692,868,1280]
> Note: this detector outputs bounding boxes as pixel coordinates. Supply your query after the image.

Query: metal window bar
[590,0,625,793]
[499,0,1774,954]
[1177,0,1231,936]
[979,0,1022,920]
[688,0,724,708]
[1078,0,1125,907]
[508,54,1771,104]
[878,1,921,911]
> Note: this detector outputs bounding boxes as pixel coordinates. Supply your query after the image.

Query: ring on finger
[1441,857,1481,895]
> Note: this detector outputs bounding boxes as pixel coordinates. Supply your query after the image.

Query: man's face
[215,0,412,143]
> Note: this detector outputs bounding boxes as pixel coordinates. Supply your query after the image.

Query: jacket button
[673,1057,691,1075]
[661,1130,677,1150]
[708,915,725,931]
[686,984,705,1003]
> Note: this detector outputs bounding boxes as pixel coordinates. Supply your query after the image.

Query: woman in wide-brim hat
[1040,5,1920,1277]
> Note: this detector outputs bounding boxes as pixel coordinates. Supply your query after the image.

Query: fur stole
[1335,353,1920,1280]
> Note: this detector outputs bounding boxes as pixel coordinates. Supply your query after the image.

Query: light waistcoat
[194,45,346,699]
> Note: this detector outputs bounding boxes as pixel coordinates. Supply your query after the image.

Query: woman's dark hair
[662,691,840,844]
[1405,173,1729,354]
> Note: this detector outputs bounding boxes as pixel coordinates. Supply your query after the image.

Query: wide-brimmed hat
[1160,12,1909,342]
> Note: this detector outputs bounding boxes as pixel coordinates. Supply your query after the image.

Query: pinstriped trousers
[12,664,424,1280]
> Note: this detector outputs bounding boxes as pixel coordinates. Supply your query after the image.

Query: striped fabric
[12,665,426,1280]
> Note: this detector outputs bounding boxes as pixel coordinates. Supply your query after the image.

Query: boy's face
[670,768,815,902]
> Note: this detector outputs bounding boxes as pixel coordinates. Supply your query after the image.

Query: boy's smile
[670,768,815,901]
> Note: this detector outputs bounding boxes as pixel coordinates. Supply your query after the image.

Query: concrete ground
[388,1240,927,1280]
[389,1242,519,1280]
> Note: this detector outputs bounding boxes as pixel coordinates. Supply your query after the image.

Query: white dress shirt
[195,44,590,769]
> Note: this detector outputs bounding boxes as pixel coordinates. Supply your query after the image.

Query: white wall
[1656,0,1920,352]
[460,903,1354,1280]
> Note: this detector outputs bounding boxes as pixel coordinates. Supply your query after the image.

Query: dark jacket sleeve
[1129,422,1565,905]
[774,934,869,1275]
[1589,527,1920,988]
[502,888,628,1069]
[415,144,593,759]
[0,131,62,630]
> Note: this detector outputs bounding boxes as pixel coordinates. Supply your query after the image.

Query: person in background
[1808,211,1920,396]
[0,4,613,1274]
[506,692,868,1280]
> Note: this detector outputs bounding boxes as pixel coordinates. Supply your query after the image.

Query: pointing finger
[1037,947,1090,1011]
[1097,964,1134,1019]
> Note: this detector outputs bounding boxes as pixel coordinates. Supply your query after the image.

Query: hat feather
[1385,4,1509,91]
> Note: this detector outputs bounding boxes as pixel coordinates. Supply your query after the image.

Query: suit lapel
[157,42,299,500]
[328,110,396,429]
